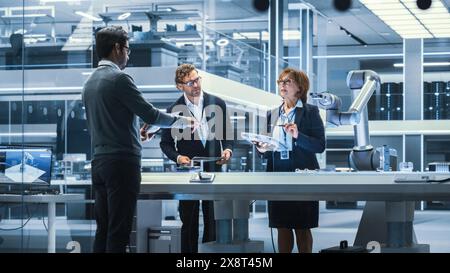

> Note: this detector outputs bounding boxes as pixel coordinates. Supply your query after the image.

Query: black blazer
[160,92,233,172]
[265,103,325,172]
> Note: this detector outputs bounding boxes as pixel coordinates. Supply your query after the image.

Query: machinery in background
[425,162,450,210]
[428,162,450,172]
[311,70,398,172]
[311,70,428,252]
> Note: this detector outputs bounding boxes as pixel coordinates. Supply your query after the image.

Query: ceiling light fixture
[117,12,131,20]
[360,0,450,38]
[216,38,229,47]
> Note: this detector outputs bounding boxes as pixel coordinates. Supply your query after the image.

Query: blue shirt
[272,100,303,151]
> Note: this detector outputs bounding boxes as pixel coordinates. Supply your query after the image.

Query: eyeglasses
[277,78,293,86]
[123,45,131,56]
[182,76,202,87]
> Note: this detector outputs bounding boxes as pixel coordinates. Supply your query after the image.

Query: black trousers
[179,200,215,253]
[91,155,141,253]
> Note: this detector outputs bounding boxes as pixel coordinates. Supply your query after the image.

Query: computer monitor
[0,146,52,185]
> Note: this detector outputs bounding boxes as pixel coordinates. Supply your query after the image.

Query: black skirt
[267,151,319,229]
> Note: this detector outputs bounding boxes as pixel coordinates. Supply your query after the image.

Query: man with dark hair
[160,63,233,253]
[82,26,196,253]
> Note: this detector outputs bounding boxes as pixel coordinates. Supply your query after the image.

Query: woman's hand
[284,123,298,139]
[252,141,275,153]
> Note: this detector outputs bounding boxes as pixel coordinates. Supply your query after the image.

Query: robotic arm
[311,70,397,171]
[309,92,359,126]
[310,70,380,129]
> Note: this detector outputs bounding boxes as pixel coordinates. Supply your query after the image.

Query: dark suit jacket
[265,103,325,171]
[160,92,233,172]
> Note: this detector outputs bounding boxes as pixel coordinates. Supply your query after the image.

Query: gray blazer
[82,61,175,158]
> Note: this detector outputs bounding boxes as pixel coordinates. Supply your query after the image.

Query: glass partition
[8,0,450,252]
[0,0,282,252]
[0,0,96,253]
[1,0,26,252]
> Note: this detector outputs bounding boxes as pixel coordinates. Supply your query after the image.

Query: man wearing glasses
[82,26,196,253]
[160,63,233,253]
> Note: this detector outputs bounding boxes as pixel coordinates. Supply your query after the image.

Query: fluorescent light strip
[231,31,301,41]
[416,13,450,19]
[75,11,102,21]
[394,62,450,67]
[433,34,450,38]
[402,34,433,38]
[376,9,411,15]
[313,53,403,59]
[0,149,51,153]
[396,29,430,34]
[135,85,176,90]
[426,24,450,29]
[0,85,175,93]
[421,18,450,24]
[424,52,450,56]
[385,20,420,25]
[230,116,246,120]
[311,51,450,60]
[3,14,47,18]
[0,133,57,137]
[365,1,404,6]
[0,86,81,92]
[377,14,417,20]
[41,0,88,2]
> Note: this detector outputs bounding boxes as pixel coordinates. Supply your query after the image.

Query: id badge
[280,150,289,160]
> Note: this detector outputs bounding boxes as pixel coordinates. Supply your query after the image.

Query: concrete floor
[249,207,450,253]
[1,201,450,253]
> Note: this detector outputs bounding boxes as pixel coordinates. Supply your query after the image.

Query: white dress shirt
[176,91,232,164]
[184,91,209,147]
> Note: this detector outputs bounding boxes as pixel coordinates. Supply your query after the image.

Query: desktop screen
[0,146,52,185]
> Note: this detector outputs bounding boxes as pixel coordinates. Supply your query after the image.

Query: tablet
[191,156,225,162]
[241,132,287,150]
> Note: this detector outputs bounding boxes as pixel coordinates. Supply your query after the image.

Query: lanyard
[188,105,204,124]
[188,104,208,146]
[279,106,296,144]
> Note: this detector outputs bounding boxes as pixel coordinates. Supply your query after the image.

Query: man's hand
[172,116,200,133]
[177,155,191,165]
[216,149,232,165]
[140,123,156,142]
